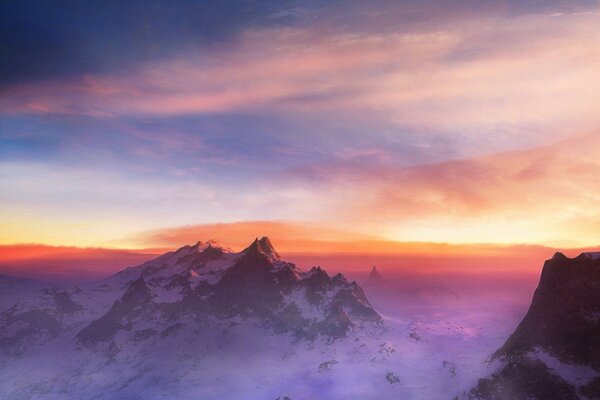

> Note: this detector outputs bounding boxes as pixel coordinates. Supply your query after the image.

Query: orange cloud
[134,220,379,250]
[280,132,600,247]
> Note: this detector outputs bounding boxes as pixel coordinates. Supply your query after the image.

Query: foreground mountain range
[1,239,599,399]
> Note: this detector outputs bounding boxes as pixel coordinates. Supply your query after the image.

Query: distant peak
[369,266,382,278]
[366,265,385,285]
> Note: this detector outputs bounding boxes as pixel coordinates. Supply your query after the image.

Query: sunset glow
[2,1,600,261]
[3,3,600,399]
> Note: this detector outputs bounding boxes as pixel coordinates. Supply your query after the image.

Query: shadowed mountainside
[467,252,600,400]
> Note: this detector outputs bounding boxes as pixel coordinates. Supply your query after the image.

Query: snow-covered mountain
[6,238,574,400]
[0,237,387,399]
[466,252,600,400]
[74,236,381,345]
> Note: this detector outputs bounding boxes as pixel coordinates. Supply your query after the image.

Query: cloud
[0,0,303,85]
[4,1,596,85]
[283,132,600,246]
[2,8,599,161]
[3,131,600,248]
[134,220,379,249]
[2,2,600,250]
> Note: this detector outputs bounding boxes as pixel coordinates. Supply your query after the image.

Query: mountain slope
[466,252,600,400]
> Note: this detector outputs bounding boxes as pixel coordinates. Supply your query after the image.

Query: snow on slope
[465,251,600,399]
[0,238,524,400]
[533,348,599,388]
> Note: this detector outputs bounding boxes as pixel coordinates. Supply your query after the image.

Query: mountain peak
[471,251,600,398]
[369,266,381,278]
[258,236,279,259]
[366,265,385,286]
[243,236,280,261]
[551,251,567,261]
[191,239,223,251]
[495,250,600,368]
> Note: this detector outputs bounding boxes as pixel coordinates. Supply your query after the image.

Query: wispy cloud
[283,132,600,246]
[2,2,600,250]
[3,10,600,145]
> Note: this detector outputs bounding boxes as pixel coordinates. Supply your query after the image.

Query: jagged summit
[190,239,224,251]
[258,236,280,258]
[71,236,382,345]
[243,236,280,261]
[551,250,600,262]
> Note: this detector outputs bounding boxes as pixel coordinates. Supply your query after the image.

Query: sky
[2,0,600,261]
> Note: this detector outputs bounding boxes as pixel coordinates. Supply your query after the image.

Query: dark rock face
[77,277,152,345]
[0,308,62,351]
[302,266,332,305]
[332,284,379,320]
[317,307,355,339]
[212,246,285,315]
[468,252,600,400]
[177,243,224,266]
[242,237,281,261]
[52,291,83,315]
[581,377,600,399]
[273,303,307,336]
[207,239,381,339]
[0,287,83,355]
[495,252,600,368]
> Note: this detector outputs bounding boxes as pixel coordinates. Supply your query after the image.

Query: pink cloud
[1,10,599,145]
